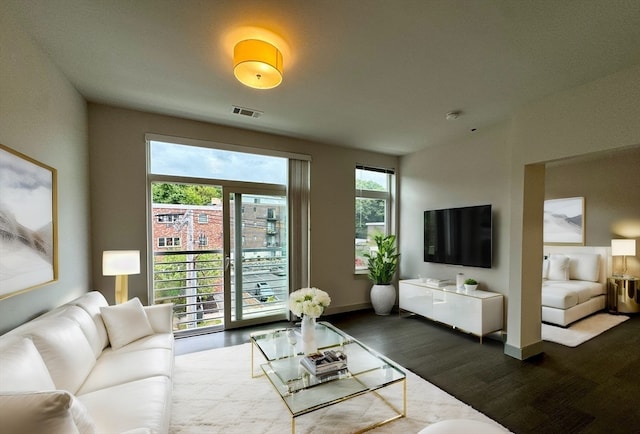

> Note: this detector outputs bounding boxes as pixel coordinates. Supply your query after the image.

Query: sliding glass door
[148,138,293,334]
[226,189,288,328]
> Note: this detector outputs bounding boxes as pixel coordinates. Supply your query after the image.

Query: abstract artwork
[543,197,584,245]
[0,144,57,298]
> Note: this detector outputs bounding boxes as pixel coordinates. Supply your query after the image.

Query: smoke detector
[231,106,263,119]
[445,111,461,121]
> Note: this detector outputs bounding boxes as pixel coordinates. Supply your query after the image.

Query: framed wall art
[0,144,58,298]
[543,196,585,245]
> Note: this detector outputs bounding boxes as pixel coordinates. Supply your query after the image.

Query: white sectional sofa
[541,246,610,327]
[0,291,174,434]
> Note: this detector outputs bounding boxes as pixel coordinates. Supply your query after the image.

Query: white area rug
[542,313,629,347]
[170,343,510,433]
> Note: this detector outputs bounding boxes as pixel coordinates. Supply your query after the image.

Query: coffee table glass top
[250,321,406,417]
[250,321,349,361]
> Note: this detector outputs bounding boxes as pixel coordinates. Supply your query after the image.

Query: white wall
[399,123,511,293]
[0,5,90,334]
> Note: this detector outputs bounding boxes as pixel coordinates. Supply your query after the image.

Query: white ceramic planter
[371,284,396,315]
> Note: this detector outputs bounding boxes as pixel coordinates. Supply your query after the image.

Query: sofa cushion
[108,332,175,354]
[46,305,105,358]
[0,337,56,392]
[143,303,174,333]
[542,280,605,309]
[100,297,155,350]
[70,291,110,352]
[78,376,172,434]
[28,317,96,394]
[542,283,578,309]
[567,253,600,282]
[0,390,97,434]
[77,348,173,395]
[547,254,570,281]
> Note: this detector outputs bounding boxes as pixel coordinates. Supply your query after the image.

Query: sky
[149,141,287,184]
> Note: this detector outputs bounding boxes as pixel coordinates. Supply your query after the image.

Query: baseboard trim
[504,340,544,360]
[325,303,373,315]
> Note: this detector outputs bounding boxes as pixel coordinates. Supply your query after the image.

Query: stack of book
[300,350,348,376]
[426,278,453,288]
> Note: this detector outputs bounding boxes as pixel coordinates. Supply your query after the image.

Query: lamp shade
[102,250,140,276]
[233,39,283,89]
[611,239,636,256]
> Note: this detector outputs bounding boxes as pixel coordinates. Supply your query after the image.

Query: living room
[1,2,639,432]
[2,0,640,356]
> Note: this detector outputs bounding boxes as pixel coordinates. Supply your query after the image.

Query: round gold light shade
[233,39,283,89]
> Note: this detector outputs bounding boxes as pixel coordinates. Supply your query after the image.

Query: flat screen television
[424,204,492,268]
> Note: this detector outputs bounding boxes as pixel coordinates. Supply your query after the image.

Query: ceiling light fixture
[233,39,283,89]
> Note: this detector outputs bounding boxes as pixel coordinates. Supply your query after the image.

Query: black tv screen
[424,205,492,268]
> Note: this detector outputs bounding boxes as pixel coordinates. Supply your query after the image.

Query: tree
[152,183,221,205]
[355,179,385,239]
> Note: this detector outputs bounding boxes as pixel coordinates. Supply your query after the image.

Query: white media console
[399,279,504,343]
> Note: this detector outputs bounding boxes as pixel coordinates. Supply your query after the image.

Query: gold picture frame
[0,144,58,298]
[543,197,585,245]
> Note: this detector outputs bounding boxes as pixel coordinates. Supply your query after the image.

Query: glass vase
[301,315,317,355]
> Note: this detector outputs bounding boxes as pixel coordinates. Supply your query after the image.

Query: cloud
[150,141,287,184]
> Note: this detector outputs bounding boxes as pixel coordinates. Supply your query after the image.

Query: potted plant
[464,278,478,292]
[364,234,400,315]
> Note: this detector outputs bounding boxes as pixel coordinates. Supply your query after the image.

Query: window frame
[355,165,396,273]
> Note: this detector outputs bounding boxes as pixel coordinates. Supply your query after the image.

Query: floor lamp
[103,250,140,304]
[611,239,636,277]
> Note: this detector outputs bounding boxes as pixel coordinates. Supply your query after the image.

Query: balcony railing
[153,248,288,332]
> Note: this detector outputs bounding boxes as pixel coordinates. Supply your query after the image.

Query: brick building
[151,198,286,254]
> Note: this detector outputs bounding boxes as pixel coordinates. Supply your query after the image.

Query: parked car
[255,282,274,302]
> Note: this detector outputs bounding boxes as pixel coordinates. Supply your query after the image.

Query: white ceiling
[7,0,640,156]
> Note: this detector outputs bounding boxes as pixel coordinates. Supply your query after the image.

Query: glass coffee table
[250,321,406,433]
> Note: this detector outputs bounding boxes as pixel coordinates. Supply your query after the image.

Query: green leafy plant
[464,278,478,285]
[364,234,400,285]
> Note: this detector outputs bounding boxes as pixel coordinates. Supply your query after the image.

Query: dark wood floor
[175,310,640,434]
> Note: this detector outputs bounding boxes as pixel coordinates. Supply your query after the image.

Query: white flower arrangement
[288,287,331,319]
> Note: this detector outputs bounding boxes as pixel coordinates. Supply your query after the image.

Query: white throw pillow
[100,298,155,350]
[567,253,600,282]
[542,258,550,280]
[0,390,97,434]
[547,254,570,281]
[0,337,56,392]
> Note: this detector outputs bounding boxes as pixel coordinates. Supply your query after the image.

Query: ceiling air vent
[231,106,263,119]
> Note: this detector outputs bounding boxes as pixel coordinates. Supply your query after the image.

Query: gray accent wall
[0,5,90,334]
[545,147,640,277]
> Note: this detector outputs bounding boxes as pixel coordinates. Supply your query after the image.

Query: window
[157,213,181,223]
[158,237,181,248]
[198,234,208,247]
[355,165,395,271]
[147,134,310,331]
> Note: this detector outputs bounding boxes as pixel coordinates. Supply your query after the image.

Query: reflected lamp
[103,250,140,304]
[611,239,636,276]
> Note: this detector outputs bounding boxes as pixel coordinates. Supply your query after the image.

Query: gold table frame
[250,322,407,433]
